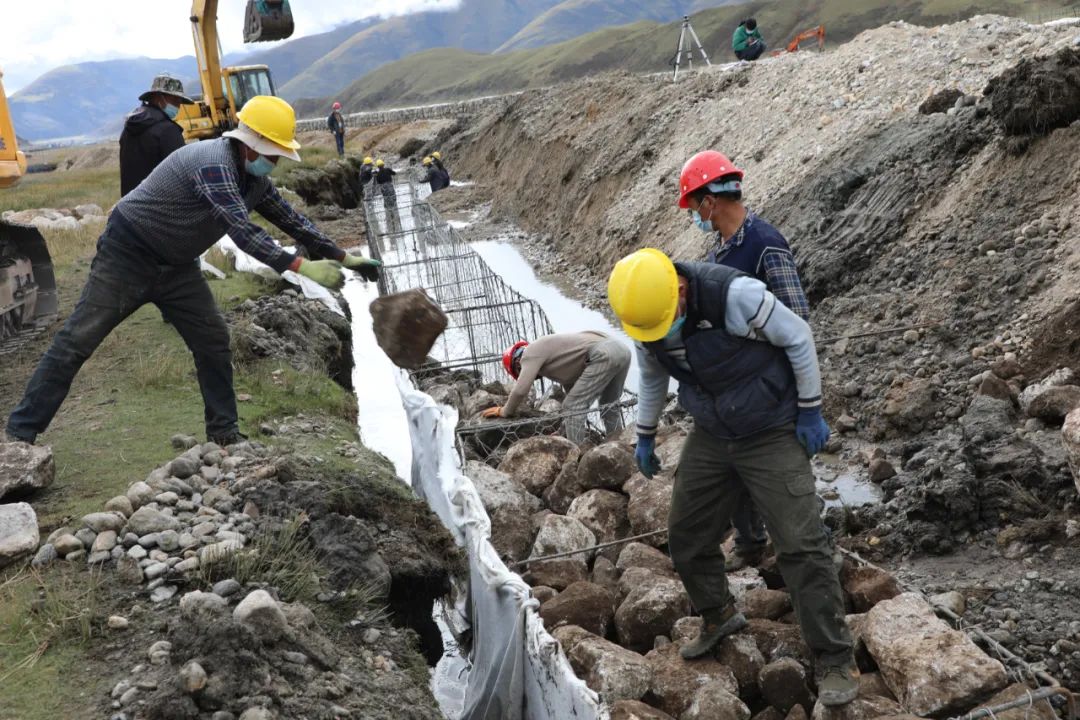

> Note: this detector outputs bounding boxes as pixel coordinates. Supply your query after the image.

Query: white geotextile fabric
[401,386,606,720]
[208,236,345,316]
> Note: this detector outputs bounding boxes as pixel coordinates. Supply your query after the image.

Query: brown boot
[680,605,747,659]
[725,546,765,572]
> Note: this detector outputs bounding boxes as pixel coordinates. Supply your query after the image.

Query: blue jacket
[643,262,799,440]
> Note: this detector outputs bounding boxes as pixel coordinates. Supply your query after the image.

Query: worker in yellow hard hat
[5,95,381,450]
[430,150,450,182]
[358,156,375,198]
[607,249,857,706]
[421,156,449,193]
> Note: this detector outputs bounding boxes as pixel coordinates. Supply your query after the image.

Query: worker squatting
[4,89,858,705]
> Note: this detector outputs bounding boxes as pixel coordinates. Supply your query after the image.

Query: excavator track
[0,219,57,356]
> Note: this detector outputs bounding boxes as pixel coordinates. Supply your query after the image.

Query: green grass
[2,166,120,213]
[328,0,1078,110]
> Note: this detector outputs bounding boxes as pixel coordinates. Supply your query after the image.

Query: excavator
[772,25,826,56]
[177,0,295,140]
[0,65,57,349]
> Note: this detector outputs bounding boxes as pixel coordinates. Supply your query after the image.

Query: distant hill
[239,17,380,89]
[277,0,567,102]
[307,0,1068,113]
[494,0,742,52]
[9,57,196,141]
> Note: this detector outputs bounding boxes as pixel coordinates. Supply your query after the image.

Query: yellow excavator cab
[0,67,27,190]
[243,0,294,43]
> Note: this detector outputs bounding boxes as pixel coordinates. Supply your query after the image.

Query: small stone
[362,628,382,644]
[233,589,288,642]
[75,527,97,549]
[52,533,83,556]
[82,511,125,533]
[127,544,148,560]
[86,551,111,565]
[930,591,966,616]
[148,640,172,665]
[31,543,58,568]
[868,459,897,483]
[154,491,180,506]
[171,434,198,450]
[157,530,180,552]
[212,578,242,597]
[836,414,858,432]
[283,651,308,664]
[126,481,155,509]
[144,562,168,580]
[116,555,144,584]
[112,679,132,699]
[104,495,134,517]
[119,687,139,706]
[168,455,200,479]
[150,585,178,603]
[902,330,920,343]
[174,557,199,573]
[179,590,228,620]
[126,506,180,535]
[92,530,118,553]
[180,660,208,693]
[239,707,274,720]
[107,615,129,630]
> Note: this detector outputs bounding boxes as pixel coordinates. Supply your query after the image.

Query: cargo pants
[669,424,852,661]
[561,338,631,445]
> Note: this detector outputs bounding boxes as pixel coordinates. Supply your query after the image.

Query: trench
[332,175,890,718]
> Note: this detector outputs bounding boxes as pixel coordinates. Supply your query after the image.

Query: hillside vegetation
[305,0,1071,113]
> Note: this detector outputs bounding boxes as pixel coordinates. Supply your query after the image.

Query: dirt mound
[986,46,1080,136]
[282,158,365,209]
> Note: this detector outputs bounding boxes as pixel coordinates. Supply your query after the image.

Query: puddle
[815,466,883,508]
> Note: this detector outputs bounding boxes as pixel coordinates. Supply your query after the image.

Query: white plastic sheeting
[402,387,606,720]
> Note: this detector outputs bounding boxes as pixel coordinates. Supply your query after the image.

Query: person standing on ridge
[681,149,812,571]
[483,331,631,445]
[5,96,381,448]
[733,18,766,61]
[328,101,346,157]
[608,248,857,705]
[119,74,194,197]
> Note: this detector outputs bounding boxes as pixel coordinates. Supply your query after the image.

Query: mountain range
[6,0,1061,141]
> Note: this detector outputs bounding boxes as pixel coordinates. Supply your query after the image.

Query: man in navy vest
[684,150,811,571]
[607,248,857,706]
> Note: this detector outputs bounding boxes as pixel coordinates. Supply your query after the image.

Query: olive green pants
[669,424,852,660]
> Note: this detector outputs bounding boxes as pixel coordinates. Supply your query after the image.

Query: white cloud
[2,0,461,93]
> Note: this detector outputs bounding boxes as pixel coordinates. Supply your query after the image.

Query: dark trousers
[669,425,852,661]
[6,226,238,443]
[735,42,766,61]
[731,492,768,551]
[334,132,345,156]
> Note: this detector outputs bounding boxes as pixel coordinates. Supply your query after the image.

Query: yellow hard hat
[375,159,385,167]
[607,249,679,342]
[236,95,300,151]
[432,151,442,160]
[363,156,373,164]
[422,156,432,165]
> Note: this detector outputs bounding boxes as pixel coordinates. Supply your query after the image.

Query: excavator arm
[0,66,27,189]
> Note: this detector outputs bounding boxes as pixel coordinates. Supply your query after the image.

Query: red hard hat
[678,151,744,209]
[502,341,529,379]
[333,102,342,110]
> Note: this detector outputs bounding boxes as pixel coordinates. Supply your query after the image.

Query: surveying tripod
[672,15,711,81]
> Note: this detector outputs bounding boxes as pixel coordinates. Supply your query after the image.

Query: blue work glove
[796,407,830,456]
[635,434,662,479]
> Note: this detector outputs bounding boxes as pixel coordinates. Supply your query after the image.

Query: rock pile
[2,204,106,230]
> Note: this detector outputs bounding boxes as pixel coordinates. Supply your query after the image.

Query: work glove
[635,434,662,479]
[481,406,503,419]
[796,407,830,456]
[296,259,344,290]
[342,253,382,282]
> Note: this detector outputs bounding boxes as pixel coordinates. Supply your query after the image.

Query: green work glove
[296,259,344,290]
[341,253,382,282]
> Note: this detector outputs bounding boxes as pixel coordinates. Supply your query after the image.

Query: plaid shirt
[707,210,810,321]
[194,163,344,274]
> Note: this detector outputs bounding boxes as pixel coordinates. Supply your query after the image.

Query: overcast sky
[2,0,461,94]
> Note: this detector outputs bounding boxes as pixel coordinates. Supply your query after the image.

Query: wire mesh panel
[362,176,636,462]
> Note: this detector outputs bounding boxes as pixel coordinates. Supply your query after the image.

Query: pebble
[87,551,111,565]
[150,585,178,603]
[157,530,180,552]
[212,578,242,597]
[52,533,82,555]
[144,562,168,580]
[75,527,97,548]
[111,679,131,699]
[92,530,118,553]
[283,651,308,664]
[128,545,148,560]
[108,615,130,630]
[119,687,139,706]
[138,532,161,548]
[31,543,58,568]
[362,628,382,644]
[180,660,208,693]
[174,557,199,573]
[65,549,86,562]
[171,434,198,450]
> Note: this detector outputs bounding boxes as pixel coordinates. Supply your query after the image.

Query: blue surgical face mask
[162,103,179,120]
[691,210,714,233]
[665,314,686,338]
[245,155,275,177]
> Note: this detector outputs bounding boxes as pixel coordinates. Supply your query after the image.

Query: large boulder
[683,680,752,720]
[862,593,1008,715]
[1064,407,1080,495]
[739,588,793,620]
[567,489,630,562]
[539,581,616,636]
[1019,368,1075,415]
[746,619,811,665]
[610,700,676,720]
[498,436,579,495]
[615,573,690,651]
[617,542,676,576]
[0,443,54,500]
[810,694,905,720]
[759,658,815,714]
[542,457,586,514]
[465,460,541,561]
[718,634,767,698]
[0,502,39,567]
[644,642,740,717]
[577,442,635,491]
[840,564,902,613]
[526,514,595,590]
[625,474,674,547]
[960,395,1015,442]
[562,628,653,702]
[1026,385,1080,423]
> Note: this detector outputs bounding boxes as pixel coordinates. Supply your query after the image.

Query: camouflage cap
[139,74,194,104]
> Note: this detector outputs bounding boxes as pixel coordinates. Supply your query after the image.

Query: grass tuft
[198,516,320,602]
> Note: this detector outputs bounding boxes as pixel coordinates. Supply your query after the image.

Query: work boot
[725,545,765,572]
[680,605,747,659]
[3,430,32,445]
[817,660,859,706]
[209,430,248,447]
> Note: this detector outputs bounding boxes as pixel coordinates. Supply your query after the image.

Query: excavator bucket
[0,219,57,350]
[243,0,294,43]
